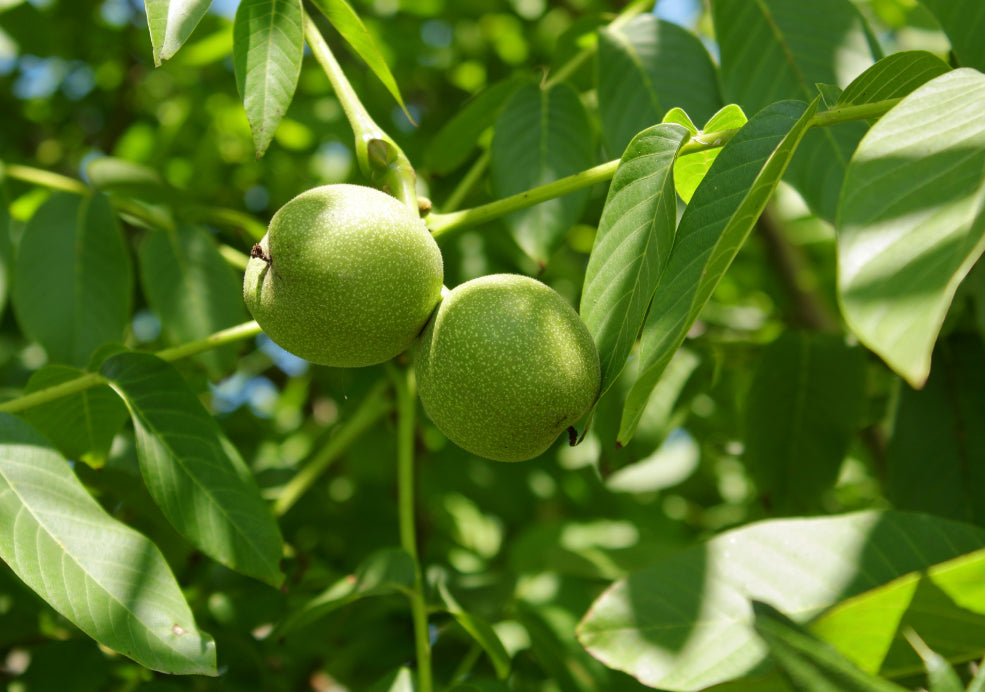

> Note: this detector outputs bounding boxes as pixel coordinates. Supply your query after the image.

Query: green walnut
[243,184,443,367]
[415,274,601,462]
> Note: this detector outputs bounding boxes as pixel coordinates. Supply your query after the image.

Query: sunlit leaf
[753,601,908,692]
[837,69,985,387]
[580,123,690,401]
[672,104,747,203]
[0,413,217,674]
[577,510,985,691]
[619,99,816,444]
[309,0,414,124]
[837,50,951,106]
[812,548,985,679]
[233,0,304,157]
[145,0,213,65]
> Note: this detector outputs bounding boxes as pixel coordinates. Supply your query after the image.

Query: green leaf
[233,0,304,158]
[439,580,512,680]
[673,104,747,203]
[490,82,596,264]
[597,14,721,157]
[0,413,216,675]
[753,601,909,692]
[576,510,985,691]
[969,655,985,692]
[743,332,866,514]
[885,334,985,525]
[309,0,414,124]
[138,224,248,377]
[918,0,985,72]
[368,667,415,692]
[579,123,690,401]
[0,204,12,321]
[12,192,132,367]
[837,51,951,106]
[101,351,285,587]
[811,548,985,679]
[618,99,817,445]
[145,0,214,66]
[86,156,181,206]
[424,77,525,176]
[710,0,879,222]
[18,365,130,468]
[277,548,415,635]
[837,69,985,388]
[904,630,963,692]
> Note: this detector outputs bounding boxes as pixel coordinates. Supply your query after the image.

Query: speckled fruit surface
[243,184,443,367]
[415,273,600,462]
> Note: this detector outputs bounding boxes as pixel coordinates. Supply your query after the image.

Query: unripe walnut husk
[244,184,443,367]
[415,273,600,462]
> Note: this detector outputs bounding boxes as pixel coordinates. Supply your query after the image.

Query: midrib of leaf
[116,382,277,576]
[753,0,809,99]
[1,457,177,648]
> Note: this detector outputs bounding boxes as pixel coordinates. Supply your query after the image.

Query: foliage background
[0,0,983,690]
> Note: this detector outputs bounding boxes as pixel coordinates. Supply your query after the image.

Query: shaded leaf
[145,0,213,65]
[0,413,216,675]
[579,123,690,400]
[86,156,180,206]
[439,580,512,680]
[424,77,525,176]
[886,333,985,525]
[619,99,817,444]
[101,352,284,587]
[753,601,908,692]
[743,332,866,514]
[19,365,129,468]
[576,510,985,691]
[277,548,415,635]
[918,0,985,72]
[138,224,247,377]
[490,82,595,263]
[309,0,413,123]
[597,14,721,157]
[233,0,304,157]
[837,69,985,387]
[812,548,985,679]
[710,0,878,221]
[837,50,951,106]
[12,193,132,367]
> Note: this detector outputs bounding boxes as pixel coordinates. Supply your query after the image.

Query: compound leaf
[580,123,690,401]
[619,99,816,445]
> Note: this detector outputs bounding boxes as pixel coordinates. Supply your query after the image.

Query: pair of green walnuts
[243,184,600,462]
